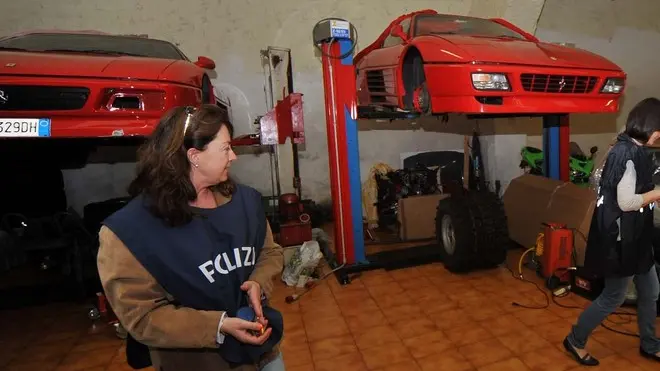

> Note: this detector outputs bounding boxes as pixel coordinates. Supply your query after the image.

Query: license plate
[0,119,51,137]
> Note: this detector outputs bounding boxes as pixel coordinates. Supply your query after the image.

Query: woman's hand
[221,317,272,345]
[241,280,268,327]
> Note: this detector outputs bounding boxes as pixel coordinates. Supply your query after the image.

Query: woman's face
[190,125,237,184]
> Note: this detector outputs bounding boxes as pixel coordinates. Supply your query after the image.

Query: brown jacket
[97,194,284,371]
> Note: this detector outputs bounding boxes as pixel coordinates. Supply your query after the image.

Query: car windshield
[0,33,187,60]
[414,14,526,40]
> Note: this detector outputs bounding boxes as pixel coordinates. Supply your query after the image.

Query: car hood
[426,35,622,71]
[0,51,185,81]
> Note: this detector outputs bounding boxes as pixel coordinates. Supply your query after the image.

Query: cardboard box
[503,174,596,265]
[397,193,450,240]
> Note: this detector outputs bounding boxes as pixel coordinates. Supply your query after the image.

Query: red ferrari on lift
[355,9,626,116]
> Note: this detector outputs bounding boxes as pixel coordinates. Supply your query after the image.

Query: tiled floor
[1,257,658,371]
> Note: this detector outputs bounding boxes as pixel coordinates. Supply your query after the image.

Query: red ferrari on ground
[355,10,626,116]
[0,30,220,138]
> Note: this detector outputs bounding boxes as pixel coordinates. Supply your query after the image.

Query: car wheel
[435,192,476,273]
[435,190,509,273]
[403,52,430,114]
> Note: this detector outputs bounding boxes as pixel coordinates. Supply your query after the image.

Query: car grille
[0,85,90,111]
[520,74,598,94]
[366,70,387,103]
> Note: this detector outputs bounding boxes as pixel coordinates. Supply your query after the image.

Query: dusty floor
[0,256,658,371]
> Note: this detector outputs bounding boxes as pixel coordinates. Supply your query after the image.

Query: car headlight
[600,77,625,94]
[471,73,510,91]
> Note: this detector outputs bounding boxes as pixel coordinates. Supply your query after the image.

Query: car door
[359,17,412,107]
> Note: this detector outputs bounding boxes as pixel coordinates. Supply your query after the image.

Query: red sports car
[355,10,626,116]
[0,30,219,138]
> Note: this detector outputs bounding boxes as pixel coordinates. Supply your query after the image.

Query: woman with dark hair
[564,97,660,366]
[97,104,286,371]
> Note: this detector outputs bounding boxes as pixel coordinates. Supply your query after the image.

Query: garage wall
[1,0,548,212]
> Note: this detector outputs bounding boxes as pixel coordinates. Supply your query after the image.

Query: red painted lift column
[314,19,366,266]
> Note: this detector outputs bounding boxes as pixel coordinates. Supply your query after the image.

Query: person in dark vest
[563,98,660,366]
[97,104,286,371]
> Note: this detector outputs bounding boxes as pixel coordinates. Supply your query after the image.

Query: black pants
[126,333,152,369]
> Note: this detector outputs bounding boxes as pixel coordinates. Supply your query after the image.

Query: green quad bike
[519,143,598,187]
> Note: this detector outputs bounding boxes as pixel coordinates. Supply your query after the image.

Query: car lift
[313,18,570,284]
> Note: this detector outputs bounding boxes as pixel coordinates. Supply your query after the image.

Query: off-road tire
[435,190,509,273]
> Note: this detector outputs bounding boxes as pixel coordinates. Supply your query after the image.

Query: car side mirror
[590,146,598,154]
[195,56,216,70]
[390,24,409,43]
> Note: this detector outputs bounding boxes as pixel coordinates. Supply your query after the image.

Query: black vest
[584,134,655,278]
[103,184,267,365]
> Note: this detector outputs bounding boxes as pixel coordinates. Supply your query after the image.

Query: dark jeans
[567,265,660,354]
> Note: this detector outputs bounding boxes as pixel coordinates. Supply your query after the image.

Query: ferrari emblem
[5,63,15,67]
[0,90,7,104]
[558,78,566,92]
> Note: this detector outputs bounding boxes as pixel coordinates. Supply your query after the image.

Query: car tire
[403,52,430,114]
[436,192,476,273]
[435,190,509,273]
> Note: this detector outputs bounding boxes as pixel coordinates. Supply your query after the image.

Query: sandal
[563,337,599,366]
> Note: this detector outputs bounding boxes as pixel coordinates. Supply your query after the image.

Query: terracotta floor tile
[483,313,528,337]
[69,331,122,353]
[445,323,494,347]
[477,357,530,371]
[358,270,394,287]
[420,294,459,316]
[533,319,572,344]
[344,309,388,333]
[402,330,454,359]
[353,324,401,351]
[304,315,350,343]
[433,308,475,330]
[280,340,313,367]
[382,303,423,324]
[309,334,358,362]
[336,297,381,317]
[595,354,645,370]
[619,348,660,371]
[398,276,434,291]
[286,364,315,371]
[406,286,446,303]
[13,339,75,365]
[388,267,423,281]
[55,345,119,371]
[393,317,438,340]
[287,364,315,371]
[462,299,505,321]
[360,345,414,370]
[314,351,368,371]
[513,308,562,326]
[373,359,421,371]
[518,347,578,371]
[4,361,59,371]
[416,349,474,371]
[458,338,513,368]
[497,327,552,355]
[590,326,640,351]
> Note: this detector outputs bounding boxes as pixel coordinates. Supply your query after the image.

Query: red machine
[540,223,574,281]
[231,93,305,147]
[277,193,312,247]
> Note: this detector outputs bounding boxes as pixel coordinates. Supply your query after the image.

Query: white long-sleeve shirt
[616,160,644,212]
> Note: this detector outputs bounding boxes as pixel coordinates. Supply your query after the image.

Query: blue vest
[103,184,267,364]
